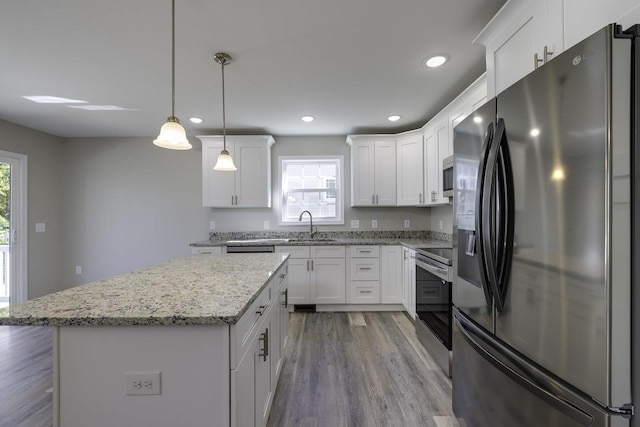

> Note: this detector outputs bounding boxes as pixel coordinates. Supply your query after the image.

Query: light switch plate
[209,221,216,230]
[263,220,270,230]
[371,220,378,229]
[351,220,360,229]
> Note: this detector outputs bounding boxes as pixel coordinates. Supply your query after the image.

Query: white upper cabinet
[396,131,424,206]
[423,75,486,206]
[477,0,640,98]
[423,119,450,206]
[346,135,396,207]
[199,135,275,208]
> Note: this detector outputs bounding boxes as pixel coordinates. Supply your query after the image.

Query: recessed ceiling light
[301,115,315,122]
[23,95,87,104]
[189,117,204,124]
[473,116,482,124]
[388,115,402,122]
[424,55,448,68]
[68,105,134,111]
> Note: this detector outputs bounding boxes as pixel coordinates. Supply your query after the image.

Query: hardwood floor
[0,326,53,427]
[1,313,458,427]
[267,312,459,427]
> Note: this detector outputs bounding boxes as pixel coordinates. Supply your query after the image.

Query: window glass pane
[280,157,342,224]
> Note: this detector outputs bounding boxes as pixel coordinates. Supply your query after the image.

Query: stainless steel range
[414,247,453,377]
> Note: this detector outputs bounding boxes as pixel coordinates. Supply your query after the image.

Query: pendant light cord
[221,60,227,150]
[171,0,176,119]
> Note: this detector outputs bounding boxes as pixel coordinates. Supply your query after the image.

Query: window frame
[278,155,344,226]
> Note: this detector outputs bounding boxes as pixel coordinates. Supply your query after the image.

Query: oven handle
[415,260,449,281]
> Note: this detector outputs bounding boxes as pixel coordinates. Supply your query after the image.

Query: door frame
[0,150,28,304]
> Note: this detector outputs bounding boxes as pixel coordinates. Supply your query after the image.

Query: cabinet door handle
[281,289,288,307]
[543,45,553,64]
[376,194,379,204]
[419,193,422,204]
[259,328,269,361]
[306,260,310,271]
[256,305,267,316]
[534,52,543,69]
[311,260,314,270]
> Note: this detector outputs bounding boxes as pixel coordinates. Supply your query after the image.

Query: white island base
[53,267,288,427]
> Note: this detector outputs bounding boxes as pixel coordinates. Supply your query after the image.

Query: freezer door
[453,309,618,427]
[495,26,613,405]
[452,99,496,333]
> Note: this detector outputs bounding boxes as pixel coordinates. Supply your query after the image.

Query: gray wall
[206,135,431,233]
[0,119,65,298]
[60,137,210,287]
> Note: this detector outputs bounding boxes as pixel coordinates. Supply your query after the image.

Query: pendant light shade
[213,150,237,171]
[212,52,237,171]
[153,117,191,150]
[153,0,192,150]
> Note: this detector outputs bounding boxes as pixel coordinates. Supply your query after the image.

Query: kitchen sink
[226,238,290,244]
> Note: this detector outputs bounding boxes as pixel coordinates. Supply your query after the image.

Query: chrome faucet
[298,210,317,238]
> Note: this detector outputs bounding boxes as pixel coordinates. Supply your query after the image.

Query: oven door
[415,264,452,350]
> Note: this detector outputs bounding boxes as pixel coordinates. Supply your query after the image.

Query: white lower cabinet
[231,263,288,427]
[275,246,346,305]
[348,246,381,304]
[380,246,403,304]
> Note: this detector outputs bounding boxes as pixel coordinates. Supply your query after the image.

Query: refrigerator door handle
[475,122,495,308]
[480,121,504,312]
[454,312,598,426]
[493,118,516,312]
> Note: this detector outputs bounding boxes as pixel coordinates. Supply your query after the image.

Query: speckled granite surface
[191,230,452,249]
[0,253,288,327]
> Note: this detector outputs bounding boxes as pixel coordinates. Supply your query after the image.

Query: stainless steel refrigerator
[452,24,638,427]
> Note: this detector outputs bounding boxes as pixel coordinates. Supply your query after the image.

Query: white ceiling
[0,0,506,139]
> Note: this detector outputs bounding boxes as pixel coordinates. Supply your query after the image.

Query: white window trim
[278,155,344,226]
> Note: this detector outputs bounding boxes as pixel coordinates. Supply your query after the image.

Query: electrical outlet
[35,223,45,232]
[404,219,410,228]
[263,220,270,230]
[209,221,216,230]
[371,219,378,229]
[75,266,82,275]
[439,220,444,230]
[126,371,161,395]
[351,220,360,229]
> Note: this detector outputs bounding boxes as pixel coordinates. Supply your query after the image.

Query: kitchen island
[0,253,290,427]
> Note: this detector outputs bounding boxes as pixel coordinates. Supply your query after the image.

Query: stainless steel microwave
[442,155,453,198]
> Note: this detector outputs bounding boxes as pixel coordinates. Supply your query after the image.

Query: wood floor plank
[268,312,459,427]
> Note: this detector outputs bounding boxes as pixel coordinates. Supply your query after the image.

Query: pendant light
[212,52,237,171]
[153,0,192,150]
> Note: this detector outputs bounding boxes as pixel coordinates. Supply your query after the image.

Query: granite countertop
[0,253,289,327]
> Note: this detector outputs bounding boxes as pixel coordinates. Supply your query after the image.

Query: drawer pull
[359,267,372,270]
[360,290,372,294]
[256,305,267,316]
[258,328,269,361]
[359,250,372,253]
